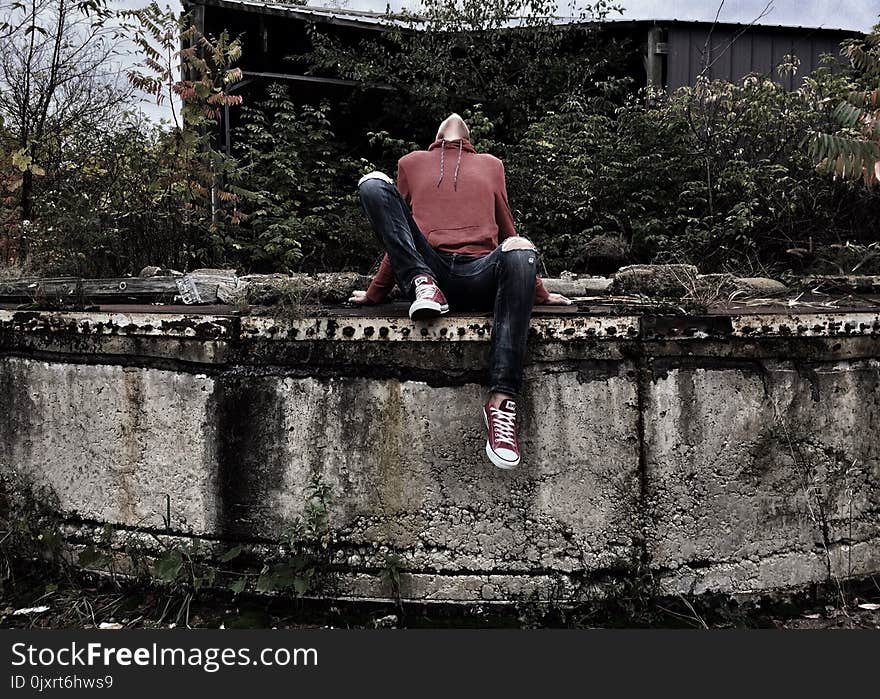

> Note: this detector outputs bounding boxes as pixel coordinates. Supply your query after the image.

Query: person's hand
[544,293,573,306]
[348,290,370,305]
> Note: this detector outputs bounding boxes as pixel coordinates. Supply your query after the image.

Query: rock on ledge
[609,264,699,297]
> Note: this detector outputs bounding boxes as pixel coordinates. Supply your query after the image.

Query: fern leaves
[810,27,880,187]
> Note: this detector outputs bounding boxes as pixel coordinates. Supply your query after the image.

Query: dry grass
[0,261,26,281]
[670,266,743,312]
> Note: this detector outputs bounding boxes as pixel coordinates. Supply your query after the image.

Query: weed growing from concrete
[0,474,67,594]
[253,471,335,597]
[768,393,861,620]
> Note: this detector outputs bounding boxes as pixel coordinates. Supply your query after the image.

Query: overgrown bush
[498,59,880,276]
[2,0,878,280]
[1,1,249,277]
[14,118,211,277]
[305,0,633,145]
[231,86,377,272]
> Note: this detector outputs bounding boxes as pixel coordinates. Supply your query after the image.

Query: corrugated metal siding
[666,25,852,90]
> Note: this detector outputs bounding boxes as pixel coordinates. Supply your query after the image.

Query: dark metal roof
[182,0,413,30]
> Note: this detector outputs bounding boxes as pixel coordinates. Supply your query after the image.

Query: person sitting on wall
[348,113,571,470]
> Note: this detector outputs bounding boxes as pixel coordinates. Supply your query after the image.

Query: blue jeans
[359,176,537,397]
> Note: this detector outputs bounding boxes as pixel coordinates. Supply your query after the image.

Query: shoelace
[415,282,436,300]
[489,408,517,447]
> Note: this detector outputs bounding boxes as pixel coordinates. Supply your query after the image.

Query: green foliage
[304,0,632,143]
[254,471,335,597]
[123,2,249,261]
[502,69,880,274]
[1,2,255,276]
[255,555,315,595]
[153,548,185,582]
[219,544,243,563]
[3,0,879,280]
[808,26,880,186]
[18,119,203,275]
[283,471,334,553]
[0,475,67,592]
[77,545,113,570]
[381,552,403,602]
[0,0,132,260]
[231,86,376,271]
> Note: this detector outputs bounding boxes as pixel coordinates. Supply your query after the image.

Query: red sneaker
[409,274,449,320]
[483,398,521,469]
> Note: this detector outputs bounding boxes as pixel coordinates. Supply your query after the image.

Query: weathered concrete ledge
[1,304,879,603]
[0,265,793,305]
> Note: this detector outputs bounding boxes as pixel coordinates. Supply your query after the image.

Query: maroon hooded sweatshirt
[365,138,550,304]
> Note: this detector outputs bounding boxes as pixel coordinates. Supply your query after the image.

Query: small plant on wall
[253,471,335,598]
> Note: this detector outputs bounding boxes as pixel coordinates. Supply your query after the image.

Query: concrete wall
[1,308,879,602]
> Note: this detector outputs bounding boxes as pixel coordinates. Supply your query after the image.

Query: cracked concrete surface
[1,307,878,602]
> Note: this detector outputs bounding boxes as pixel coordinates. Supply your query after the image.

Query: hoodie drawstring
[436,138,464,191]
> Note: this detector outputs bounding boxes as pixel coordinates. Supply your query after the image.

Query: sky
[113,0,879,120]
[114,1,880,35]
[322,0,878,30]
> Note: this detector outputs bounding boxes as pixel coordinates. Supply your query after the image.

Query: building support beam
[646,25,667,91]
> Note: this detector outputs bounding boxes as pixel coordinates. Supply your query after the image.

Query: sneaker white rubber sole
[482,410,520,470]
[408,298,449,320]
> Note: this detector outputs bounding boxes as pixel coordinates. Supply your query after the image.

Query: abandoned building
[181,0,859,151]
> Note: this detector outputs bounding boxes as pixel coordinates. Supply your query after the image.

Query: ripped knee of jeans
[501,237,537,253]
[500,245,539,270]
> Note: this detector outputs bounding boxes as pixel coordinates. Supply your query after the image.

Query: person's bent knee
[357,171,394,202]
[501,237,538,252]
[358,171,393,191]
[500,246,540,275]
